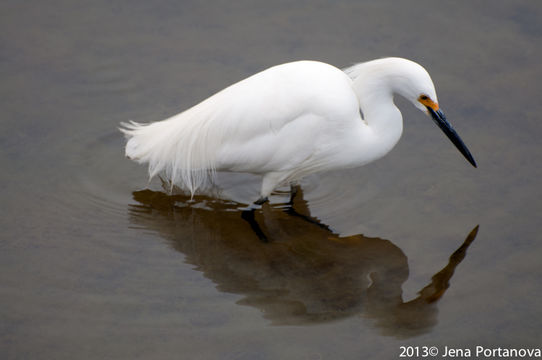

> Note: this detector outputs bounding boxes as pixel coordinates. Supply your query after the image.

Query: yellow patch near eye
[418,95,439,111]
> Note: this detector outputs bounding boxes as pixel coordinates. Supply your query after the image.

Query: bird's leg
[241,198,270,242]
[254,196,269,205]
[288,182,298,205]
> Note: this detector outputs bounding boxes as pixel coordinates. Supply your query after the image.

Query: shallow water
[2,1,542,359]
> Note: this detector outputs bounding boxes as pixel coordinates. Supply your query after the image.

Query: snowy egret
[121,58,476,204]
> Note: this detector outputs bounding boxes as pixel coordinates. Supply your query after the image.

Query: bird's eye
[420,95,429,100]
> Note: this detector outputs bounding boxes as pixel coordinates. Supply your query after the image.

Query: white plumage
[121,58,476,202]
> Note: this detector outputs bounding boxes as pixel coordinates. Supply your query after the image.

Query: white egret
[121,58,476,205]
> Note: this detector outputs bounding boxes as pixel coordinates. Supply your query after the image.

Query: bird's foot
[254,196,269,205]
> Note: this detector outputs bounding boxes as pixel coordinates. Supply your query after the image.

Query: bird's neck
[353,73,404,159]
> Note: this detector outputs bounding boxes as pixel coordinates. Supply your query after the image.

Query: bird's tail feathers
[120,114,217,197]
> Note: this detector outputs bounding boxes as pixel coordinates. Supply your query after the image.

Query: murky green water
[1,1,541,359]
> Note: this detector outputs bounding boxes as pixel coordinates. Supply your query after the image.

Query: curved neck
[350,65,404,158]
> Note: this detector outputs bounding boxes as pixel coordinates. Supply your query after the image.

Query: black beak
[427,107,477,168]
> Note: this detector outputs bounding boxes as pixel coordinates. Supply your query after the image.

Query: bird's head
[390,58,477,168]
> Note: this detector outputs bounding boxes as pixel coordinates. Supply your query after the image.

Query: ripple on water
[74,58,144,97]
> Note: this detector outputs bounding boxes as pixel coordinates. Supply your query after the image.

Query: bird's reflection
[129,188,478,337]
